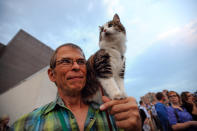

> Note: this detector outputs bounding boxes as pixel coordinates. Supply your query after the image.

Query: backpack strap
[173,108,181,123]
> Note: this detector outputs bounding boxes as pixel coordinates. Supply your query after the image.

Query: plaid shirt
[11,95,123,131]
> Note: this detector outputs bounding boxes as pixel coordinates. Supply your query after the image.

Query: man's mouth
[67,76,84,80]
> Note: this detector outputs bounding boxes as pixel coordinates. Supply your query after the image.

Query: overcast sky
[0,0,197,101]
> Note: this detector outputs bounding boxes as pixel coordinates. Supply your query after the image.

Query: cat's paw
[121,91,127,98]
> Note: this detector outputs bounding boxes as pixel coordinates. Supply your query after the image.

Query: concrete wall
[0,66,57,125]
[0,29,54,93]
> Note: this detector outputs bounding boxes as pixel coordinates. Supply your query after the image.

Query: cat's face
[99,14,126,41]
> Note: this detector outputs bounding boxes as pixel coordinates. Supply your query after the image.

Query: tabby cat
[82,14,127,104]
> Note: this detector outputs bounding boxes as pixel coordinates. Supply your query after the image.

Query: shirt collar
[43,94,101,115]
[55,94,67,108]
[42,101,56,115]
[43,94,65,115]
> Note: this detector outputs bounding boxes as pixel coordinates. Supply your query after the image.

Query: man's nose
[71,61,80,70]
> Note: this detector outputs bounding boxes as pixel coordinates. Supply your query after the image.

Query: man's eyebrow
[57,57,70,60]
[60,57,70,59]
[59,57,85,60]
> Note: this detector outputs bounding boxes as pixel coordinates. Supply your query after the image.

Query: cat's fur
[82,14,127,104]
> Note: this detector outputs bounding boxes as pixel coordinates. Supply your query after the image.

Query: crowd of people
[139,90,197,131]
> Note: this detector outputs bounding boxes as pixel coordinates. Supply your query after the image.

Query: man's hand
[100,96,141,131]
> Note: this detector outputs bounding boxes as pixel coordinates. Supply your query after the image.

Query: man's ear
[48,68,56,82]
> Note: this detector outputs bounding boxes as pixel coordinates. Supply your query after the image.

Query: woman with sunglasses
[167,91,197,131]
[181,92,197,121]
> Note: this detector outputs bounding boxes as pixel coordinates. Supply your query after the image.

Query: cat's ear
[99,26,103,31]
[113,13,120,23]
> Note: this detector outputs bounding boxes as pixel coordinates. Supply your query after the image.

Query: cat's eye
[108,23,113,27]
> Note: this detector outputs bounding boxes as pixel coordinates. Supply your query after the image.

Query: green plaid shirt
[11,95,123,131]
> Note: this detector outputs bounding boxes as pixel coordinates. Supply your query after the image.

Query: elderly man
[11,43,140,131]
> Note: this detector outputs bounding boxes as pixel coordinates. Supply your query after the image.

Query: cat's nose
[103,29,107,32]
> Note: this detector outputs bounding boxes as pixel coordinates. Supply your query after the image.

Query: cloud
[155,19,197,46]
[125,18,197,68]
[156,27,180,42]
[147,80,197,94]
[102,0,124,17]
[87,2,94,11]
[124,19,197,100]
[0,0,106,46]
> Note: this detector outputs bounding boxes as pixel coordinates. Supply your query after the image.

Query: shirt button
[90,116,94,120]
[71,114,74,119]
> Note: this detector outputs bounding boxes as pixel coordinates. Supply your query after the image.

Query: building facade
[0,29,54,94]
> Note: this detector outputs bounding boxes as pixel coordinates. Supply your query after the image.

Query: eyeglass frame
[55,58,86,67]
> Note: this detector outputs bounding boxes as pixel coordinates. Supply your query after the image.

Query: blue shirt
[167,106,193,125]
[155,102,169,131]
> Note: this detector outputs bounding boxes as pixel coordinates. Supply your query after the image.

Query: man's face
[51,46,87,96]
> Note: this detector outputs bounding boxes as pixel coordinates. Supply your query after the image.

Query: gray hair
[50,43,85,69]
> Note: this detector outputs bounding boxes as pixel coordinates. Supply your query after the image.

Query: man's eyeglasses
[56,58,86,67]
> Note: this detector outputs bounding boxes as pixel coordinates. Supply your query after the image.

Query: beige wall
[0,66,57,125]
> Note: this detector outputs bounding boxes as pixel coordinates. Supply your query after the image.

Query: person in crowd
[11,43,141,130]
[140,101,151,119]
[162,90,170,106]
[155,92,169,131]
[139,103,147,131]
[181,92,197,120]
[194,92,197,103]
[0,114,10,131]
[167,91,197,131]
[139,100,151,131]
[150,98,163,131]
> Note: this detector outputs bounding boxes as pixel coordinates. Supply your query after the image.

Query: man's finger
[102,96,111,103]
[100,97,128,111]
[116,118,141,131]
[100,96,113,110]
